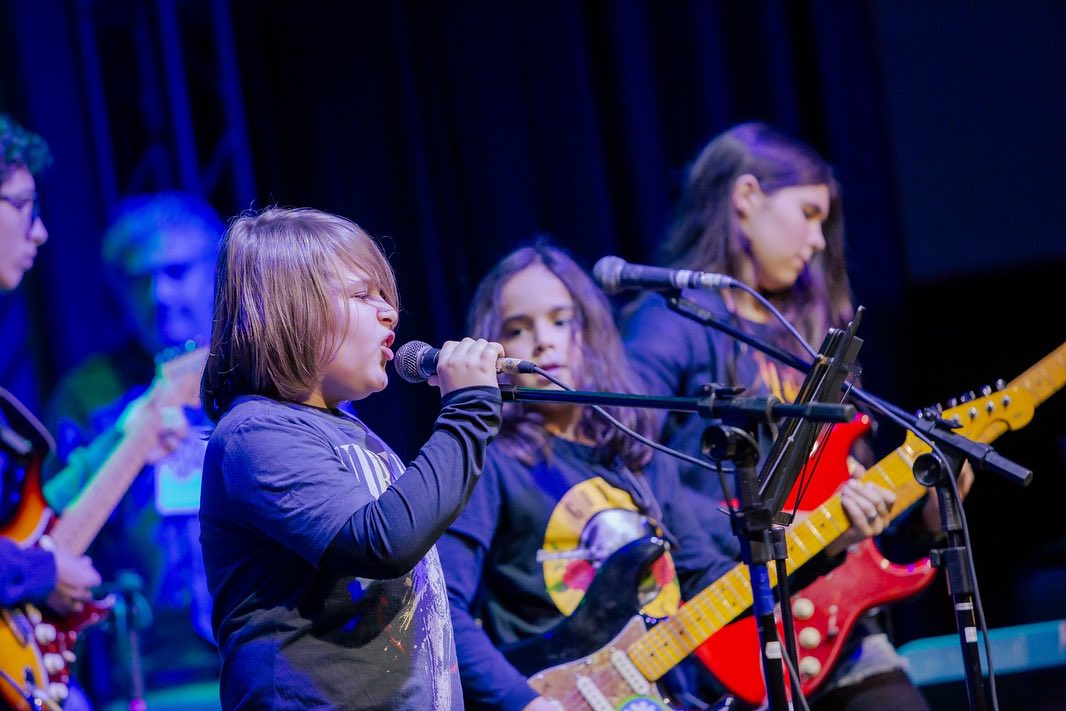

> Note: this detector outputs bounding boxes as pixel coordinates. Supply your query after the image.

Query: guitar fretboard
[48,425,158,555]
[626,339,1065,681]
[46,347,207,556]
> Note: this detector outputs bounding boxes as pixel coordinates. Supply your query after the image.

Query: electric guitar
[0,347,207,711]
[500,343,1062,710]
[695,340,1066,705]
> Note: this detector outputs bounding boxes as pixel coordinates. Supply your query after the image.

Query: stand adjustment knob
[798,656,822,677]
[798,627,822,649]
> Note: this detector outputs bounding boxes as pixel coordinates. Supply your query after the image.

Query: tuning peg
[947,397,959,408]
[995,379,1006,391]
[959,391,977,403]
[981,384,993,396]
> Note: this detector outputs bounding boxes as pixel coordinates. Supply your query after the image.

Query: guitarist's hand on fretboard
[825,479,897,557]
[45,547,101,615]
[115,382,192,465]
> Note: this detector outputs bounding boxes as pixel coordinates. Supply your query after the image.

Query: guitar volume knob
[792,597,815,620]
[35,623,58,644]
[798,627,822,649]
[798,656,822,677]
[43,653,66,674]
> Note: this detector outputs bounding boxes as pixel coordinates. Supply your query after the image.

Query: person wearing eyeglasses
[0,114,188,711]
[0,117,48,292]
[0,112,100,711]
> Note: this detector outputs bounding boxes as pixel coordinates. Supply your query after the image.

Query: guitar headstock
[155,345,209,409]
[914,384,1035,445]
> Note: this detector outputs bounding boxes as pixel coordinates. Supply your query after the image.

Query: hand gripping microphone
[592,255,737,295]
[394,340,538,383]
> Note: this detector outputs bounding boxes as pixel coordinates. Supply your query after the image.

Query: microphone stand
[499,386,853,424]
[664,292,1032,710]
[701,408,791,711]
[913,451,989,710]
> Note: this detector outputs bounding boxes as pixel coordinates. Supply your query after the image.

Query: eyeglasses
[0,192,41,223]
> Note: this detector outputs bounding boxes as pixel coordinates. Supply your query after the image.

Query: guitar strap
[614,462,678,548]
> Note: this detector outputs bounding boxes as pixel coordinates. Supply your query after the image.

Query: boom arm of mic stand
[664,293,1031,487]
[499,386,853,423]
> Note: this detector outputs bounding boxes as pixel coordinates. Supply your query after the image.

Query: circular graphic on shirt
[746,348,803,403]
[539,476,680,618]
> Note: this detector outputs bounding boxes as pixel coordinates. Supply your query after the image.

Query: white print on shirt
[415,546,453,710]
[334,439,454,708]
[333,443,402,499]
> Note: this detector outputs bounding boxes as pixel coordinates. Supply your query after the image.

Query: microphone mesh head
[592,255,625,294]
[394,340,431,383]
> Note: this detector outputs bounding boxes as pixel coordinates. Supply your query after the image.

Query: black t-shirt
[441,435,737,710]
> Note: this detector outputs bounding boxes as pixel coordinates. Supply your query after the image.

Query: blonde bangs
[202,207,397,419]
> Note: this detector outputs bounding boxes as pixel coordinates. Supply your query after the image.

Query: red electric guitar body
[695,341,1066,706]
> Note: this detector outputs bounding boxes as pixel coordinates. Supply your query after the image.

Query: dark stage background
[2,0,1065,701]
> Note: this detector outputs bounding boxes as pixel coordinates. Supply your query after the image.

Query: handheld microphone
[393,340,538,384]
[592,255,737,295]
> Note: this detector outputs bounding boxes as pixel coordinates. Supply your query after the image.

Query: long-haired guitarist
[440,242,894,710]
[623,123,974,709]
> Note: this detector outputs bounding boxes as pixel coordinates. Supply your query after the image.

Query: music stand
[703,313,863,711]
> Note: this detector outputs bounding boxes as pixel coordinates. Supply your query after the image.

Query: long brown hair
[201,207,398,421]
[467,242,653,470]
[662,122,853,348]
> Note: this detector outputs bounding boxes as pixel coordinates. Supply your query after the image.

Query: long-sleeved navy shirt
[199,387,501,711]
